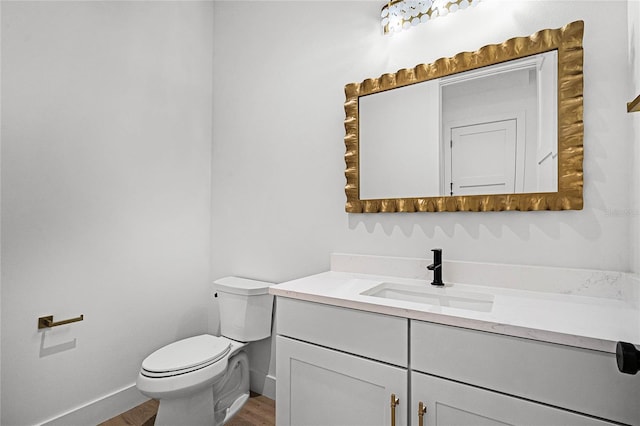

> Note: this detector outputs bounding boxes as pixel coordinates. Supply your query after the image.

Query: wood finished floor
[99,393,275,426]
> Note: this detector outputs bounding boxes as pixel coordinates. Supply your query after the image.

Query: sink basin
[361,282,494,312]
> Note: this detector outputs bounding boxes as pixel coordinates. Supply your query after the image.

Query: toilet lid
[142,335,231,376]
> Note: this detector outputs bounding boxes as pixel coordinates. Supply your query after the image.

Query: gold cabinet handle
[38,314,84,329]
[418,401,427,426]
[390,393,399,426]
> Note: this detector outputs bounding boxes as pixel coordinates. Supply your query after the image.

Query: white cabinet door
[411,372,616,426]
[277,336,408,426]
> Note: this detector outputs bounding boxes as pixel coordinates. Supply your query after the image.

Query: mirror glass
[344,21,584,212]
[359,51,557,199]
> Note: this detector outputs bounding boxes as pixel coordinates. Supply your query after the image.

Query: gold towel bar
[38,314,84,329]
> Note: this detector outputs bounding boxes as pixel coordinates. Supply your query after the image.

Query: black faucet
[427,248,444,286]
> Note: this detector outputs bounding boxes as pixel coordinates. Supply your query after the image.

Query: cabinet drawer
[277,297,407,367]
[411,320,640,425]
[412,371,615,426]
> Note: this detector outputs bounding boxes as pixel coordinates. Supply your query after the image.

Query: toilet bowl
[136,277,273,426]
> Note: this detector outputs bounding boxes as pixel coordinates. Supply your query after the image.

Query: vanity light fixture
[381,0,481,34]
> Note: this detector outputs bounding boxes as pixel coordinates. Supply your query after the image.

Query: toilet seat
[141,335,231,378]
[137,336,247,400]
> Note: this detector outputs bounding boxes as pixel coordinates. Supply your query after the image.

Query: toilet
[136,277,273,426]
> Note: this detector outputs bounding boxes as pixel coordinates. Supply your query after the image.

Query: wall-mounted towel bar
[38,314,84,329]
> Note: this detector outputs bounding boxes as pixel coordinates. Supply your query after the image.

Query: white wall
[211,0,632,282]
[0,1,3,420]
[629,0,640,275]
[1,2,213,424]
[359,80,440,199]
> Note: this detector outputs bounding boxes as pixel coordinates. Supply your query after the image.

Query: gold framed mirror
[344,20,583,213]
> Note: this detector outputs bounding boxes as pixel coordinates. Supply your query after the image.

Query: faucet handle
[431,248,442,262]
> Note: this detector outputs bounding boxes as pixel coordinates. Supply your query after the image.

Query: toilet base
[154,385,216,426]
[153,350,250,426]
[222,392,250,423]
[153,389,251,426]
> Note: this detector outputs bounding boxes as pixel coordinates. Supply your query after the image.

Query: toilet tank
[214,276,274,342]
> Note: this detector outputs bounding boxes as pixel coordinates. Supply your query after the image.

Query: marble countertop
[269,255,640,354]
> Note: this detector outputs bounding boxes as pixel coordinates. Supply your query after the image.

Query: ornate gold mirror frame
[344,20,584,213]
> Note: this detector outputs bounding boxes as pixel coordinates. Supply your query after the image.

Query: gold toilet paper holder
[38,314,84,329]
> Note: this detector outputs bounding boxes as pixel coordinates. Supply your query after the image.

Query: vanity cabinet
[276,298,408,426]
[275,297,639,426]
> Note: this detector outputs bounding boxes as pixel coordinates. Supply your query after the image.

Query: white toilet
[136,276,273,426]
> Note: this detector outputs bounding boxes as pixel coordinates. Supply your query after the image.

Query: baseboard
[40,384,148,426]
[41,372,273,425]
[261,374,276,400]
[249,370,276,400]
